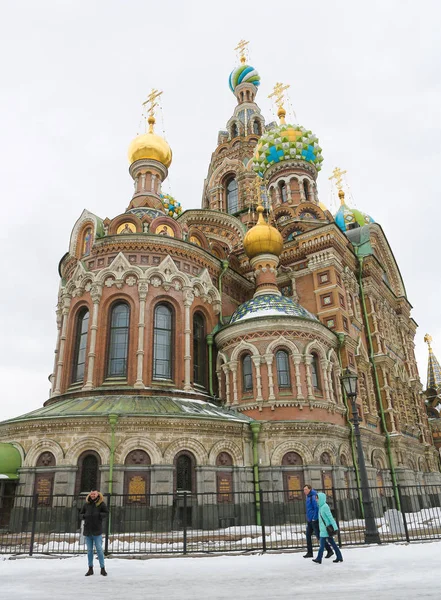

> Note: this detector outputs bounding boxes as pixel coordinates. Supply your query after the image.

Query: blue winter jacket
[317,492,338,537]
[305,488,319,522]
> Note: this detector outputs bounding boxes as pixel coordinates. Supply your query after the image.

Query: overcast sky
[0,0,440,422]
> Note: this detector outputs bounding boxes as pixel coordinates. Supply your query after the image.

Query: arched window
[124,450,151,505]
[226,177,239,214]
[303,179,310,201]
[34,452,56,506]
[279,181,288,203]
[231,123,238,138]
[153,304,173,380]
[175,452,195,493]
[107,303,130,378]
[76,451,100,495]
[72,308,89,383]
[193,312,206,387]
[253,120,260,135]
[276,350,291,388]
[311,353,321,390]
[242,354,253,392]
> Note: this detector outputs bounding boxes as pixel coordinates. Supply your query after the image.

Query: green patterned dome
[160,194,182,219]
[253,123,323,177]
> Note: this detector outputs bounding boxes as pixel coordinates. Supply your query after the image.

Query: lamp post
[341,368,381,544]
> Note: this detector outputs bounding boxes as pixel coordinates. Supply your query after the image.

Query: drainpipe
[107,414,118,535]
[336,333,364,517]
[207,333,214,397]
[250,422,262,526]
[357,255,400,509]
[218,260,229,325]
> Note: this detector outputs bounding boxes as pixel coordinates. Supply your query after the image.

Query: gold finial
[142,88,163,133]
[235,39,249,64]
[268,82,290,124]
[425,334,433,350]
[329,167,348,206]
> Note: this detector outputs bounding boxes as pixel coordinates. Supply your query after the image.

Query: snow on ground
[1,541,439,600]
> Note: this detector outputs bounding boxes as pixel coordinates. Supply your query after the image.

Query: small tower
[331,167,375,232]
[425,334,441,392]
[127,89,172,212]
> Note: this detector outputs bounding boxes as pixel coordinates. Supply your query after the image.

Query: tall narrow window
[303,179,310,201]
[231,123,238,138]
[226,177,239,214]
[193,312,206,387]
[78,452,100,494]
[253,120,260,135]
[153,304,173,380]
[176,452,194,492]
[72,309,89,383]
[279,181,288,203]
[242,354,253,392]
[276,350,291,388]
[311,353,321,390]
[107,303,129,377]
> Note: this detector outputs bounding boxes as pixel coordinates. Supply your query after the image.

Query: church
[0,42,439,526]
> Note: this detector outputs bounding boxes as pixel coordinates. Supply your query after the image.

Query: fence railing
[1,484,441,555]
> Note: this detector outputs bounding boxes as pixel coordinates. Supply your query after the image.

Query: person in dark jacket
[79,490,109,576]
[303,484,333,559]
[312,492,343,564]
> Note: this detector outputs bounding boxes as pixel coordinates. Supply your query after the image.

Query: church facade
[0,47,439,522]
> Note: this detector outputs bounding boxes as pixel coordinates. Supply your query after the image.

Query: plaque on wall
[322,472,333,497]
[286,474,302,500]
[217,472,233,503]
[35,475,53,506]
[128,475,147,503]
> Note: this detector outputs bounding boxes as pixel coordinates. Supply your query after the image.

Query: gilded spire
[425,334,441,390]
[142,88,163,133]
[234,39,249,65]
[268,82,290,124]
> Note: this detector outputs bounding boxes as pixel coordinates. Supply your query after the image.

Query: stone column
[50,303,63,396]
[230,361,238,405]
[183,289,194,391]
[292,354,304,399]
[264,354,276,401]
[151,173,156,192]
[252,356,263,402]
[141,173,146,191]
[222,364,231,406]
[134,281,149,388]
[304,355,314,400]
[53,292,72,396]
[83,284,103,391]
[299,179,306,202]
[320,358,331,402]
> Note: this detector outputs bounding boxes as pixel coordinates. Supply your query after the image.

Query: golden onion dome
[244,206,283,259]
[128,116,172,168]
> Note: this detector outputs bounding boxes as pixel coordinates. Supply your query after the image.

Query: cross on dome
[234,39,249,64]
[268,82,290,123]
[142,88,163,133]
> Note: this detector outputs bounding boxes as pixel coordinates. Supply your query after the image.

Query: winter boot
[100,567,108,576]
[85,567,94,576]
[303,552,313,558]
[325,550,334,559]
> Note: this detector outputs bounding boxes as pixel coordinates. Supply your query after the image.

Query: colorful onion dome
[229,64,260,93]
[334,190,374,232]
[160,194,182,218]
[128,116,172,168]
[243,206,283,259]
[252,123,323,177]
[230,293,318,324]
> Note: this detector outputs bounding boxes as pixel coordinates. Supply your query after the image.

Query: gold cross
[235,39,249,64]
[142,88,163,118]
[329,166,347,190]
[424,334,433,349]
[268,82,290,110]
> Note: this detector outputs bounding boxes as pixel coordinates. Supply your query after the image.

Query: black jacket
[79,492,109,536]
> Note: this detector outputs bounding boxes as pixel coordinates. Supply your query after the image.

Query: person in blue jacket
[303,484,333,558]
[312,492,343,564]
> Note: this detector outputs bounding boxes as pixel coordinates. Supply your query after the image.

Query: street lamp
[341,368,381,544]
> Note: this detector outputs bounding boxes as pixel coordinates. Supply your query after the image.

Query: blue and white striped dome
[229,64,261,93]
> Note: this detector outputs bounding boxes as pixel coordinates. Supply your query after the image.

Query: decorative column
[230,361,238,405]
[183,289,194,391]
[264,354,276,401]
[83,284,103,391]
[299,179,306,202]
[320,358,331,401]
[222,364,231,406]
[252,356,263,402]
[141,173,146,191]
[50,302,63,395]
[304,355,314,400]
[134,281,149,388]
[53,292,72,396]
[292,354,304,399]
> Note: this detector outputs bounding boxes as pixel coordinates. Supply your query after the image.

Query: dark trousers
[316,536,342,562]
[306,521,332,554]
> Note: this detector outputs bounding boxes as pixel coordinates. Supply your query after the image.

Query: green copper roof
[0,443,22,479]
[1,395,252,424]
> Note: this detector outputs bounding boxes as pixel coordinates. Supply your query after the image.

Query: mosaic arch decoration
[117,222,136,234]
[155,224,175,237]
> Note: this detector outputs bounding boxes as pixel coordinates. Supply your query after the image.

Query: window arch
[174,451,196,493]
[279,181,288,203]
[303,179,310,201]
[107,302,130,378]
[231,123,238,138]
[153,303,173,380]
[311,353,321,390]
[72,308,89,383]
[242,354,253,392]
[276,350,291,388]
[124,450,151,504]
[193,312,206,387]
[282,452,304,501]
[226,177,239,214]
[253,120,261,135]
[34,452,56,506]
[76,451,100,495]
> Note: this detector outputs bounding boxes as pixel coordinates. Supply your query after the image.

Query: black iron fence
[1,484,441,555]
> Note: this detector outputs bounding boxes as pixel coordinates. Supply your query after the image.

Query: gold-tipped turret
[243,203,283,259]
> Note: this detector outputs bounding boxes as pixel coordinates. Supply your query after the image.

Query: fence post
[104,493,111,556]
[260,489,266,553]
[183,492,188,555]
[29,494,39,556]
[332,486,343,548]
[397,485,410,543]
